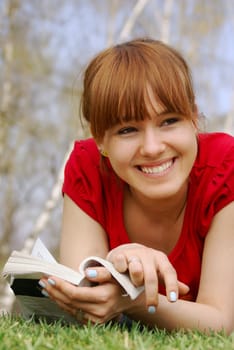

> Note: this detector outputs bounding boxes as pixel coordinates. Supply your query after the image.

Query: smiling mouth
[139,159,174,175]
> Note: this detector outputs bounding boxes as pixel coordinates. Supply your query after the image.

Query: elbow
[207,313,234,335]
[196,299,233,335]
[220,319,234,336]
[216,307,234,335]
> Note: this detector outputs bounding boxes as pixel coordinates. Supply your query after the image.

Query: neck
[127,182,188,224]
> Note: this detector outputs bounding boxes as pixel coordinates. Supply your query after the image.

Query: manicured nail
[86,269,97,278]
[148,305,156,314]
[170,291,177,302]
[47,278,56,286]
[38,280,46,288]
[41,289,49,297]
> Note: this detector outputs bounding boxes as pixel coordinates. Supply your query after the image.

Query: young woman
[39,39,234,333]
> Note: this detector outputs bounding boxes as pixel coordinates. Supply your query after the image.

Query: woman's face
[99,97,198,202]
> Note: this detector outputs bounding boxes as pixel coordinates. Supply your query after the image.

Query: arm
[44,195,183,322]
[40,194,125,323]
[43,197,234,332]
[124,202,234,334]
[59,194,109,269]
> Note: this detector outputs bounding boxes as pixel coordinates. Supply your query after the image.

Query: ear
[94,140,108,157]
[95,140,103,151]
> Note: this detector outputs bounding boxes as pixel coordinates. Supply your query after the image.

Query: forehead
[87,41,194,141]
[117,84,170,125]
[145,85,167,115]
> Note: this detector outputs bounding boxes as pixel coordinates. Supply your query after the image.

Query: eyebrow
[118,108,179,124]
[156,110,180,117]
[156,111,169,116]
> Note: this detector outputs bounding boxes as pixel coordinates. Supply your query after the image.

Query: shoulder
[62,138,106,225]
[189,133,234,236]
[62,138,101,201]
[69,138,100,166]
[192,132,234,191]
[63,138,102,181]
[196,132,234,166]
[198,132,234,146]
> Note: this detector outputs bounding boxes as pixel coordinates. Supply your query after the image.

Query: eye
[161,117,180,126]
[117,126,138,135]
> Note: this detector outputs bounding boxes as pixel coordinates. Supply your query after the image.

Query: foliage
[0,315,233,350]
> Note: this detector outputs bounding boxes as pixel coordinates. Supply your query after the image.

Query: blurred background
[0,0,233,303]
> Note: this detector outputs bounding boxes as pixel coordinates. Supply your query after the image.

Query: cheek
[108,150,129,168]
[180,124,198,148]
[107,144,136,176]
[108,140,135,161]
[174,127,197,163]
[184,134,198,164]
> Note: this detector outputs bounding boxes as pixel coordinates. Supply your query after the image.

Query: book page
[2,240,144,301]
[3,251,85,286]
[31,238,57,263]
[79,256,144,300]
[16,295,77,324]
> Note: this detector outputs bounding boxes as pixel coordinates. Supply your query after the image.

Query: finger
[140,256,159,309]
[156,254,179,302]
[61,305,88,325]
[178,281,190,296]
[157,275,189,297]
[53,298,101,325]
[85,266,113,283]
[40,277,122,325]
[110,253,128,273]
[44,276,117,305]
[127,257,144,286]
[119,250,159,309]
[80,311,109,325]
[55,299,76,316]
[124,251,159,309]
[40,277,79,306]
[39,277,83,316]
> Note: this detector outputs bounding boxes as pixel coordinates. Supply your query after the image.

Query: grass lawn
[0,315,233,350]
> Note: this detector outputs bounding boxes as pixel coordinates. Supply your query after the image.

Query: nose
[140,127,165,157]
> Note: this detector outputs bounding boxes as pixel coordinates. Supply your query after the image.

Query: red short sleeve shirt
[62,133,234,301]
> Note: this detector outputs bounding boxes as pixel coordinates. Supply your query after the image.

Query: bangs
[81,40,195,141]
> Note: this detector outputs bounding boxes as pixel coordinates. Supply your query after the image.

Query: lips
[139,159,174,174]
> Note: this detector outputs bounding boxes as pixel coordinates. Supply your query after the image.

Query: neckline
[119,184,190,261]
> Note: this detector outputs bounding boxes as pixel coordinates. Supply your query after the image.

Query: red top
[63,133,234,301]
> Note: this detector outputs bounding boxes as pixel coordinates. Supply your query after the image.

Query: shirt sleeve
[62,140,105,227]
[198,143,234,238]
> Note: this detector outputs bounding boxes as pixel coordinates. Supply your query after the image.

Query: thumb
[85,266,113,284]
[178,281,190,296]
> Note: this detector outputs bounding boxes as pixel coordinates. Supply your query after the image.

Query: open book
[1,239,144,323]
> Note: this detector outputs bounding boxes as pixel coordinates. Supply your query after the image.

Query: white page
[31,238,57,264]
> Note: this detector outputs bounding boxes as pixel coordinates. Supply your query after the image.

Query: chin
[142,182,186,200]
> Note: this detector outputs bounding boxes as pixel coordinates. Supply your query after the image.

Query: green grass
[0,315,233,350]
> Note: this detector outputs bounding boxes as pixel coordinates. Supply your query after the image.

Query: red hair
[81,38,196,142]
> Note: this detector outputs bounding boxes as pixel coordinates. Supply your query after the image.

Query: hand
[107,243,189,310]
[39,267,130,324]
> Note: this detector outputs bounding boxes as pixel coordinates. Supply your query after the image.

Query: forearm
[125,294,231,334]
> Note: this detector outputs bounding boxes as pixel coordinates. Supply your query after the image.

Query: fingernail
[48,278,56,286]
[38,280,46,288]
[170,291,177,302]
[148,305,156,314]
[86,269,97,278]
[41,289,49,297]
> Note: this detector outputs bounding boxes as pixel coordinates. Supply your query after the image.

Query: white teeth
[141,160,173,174]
